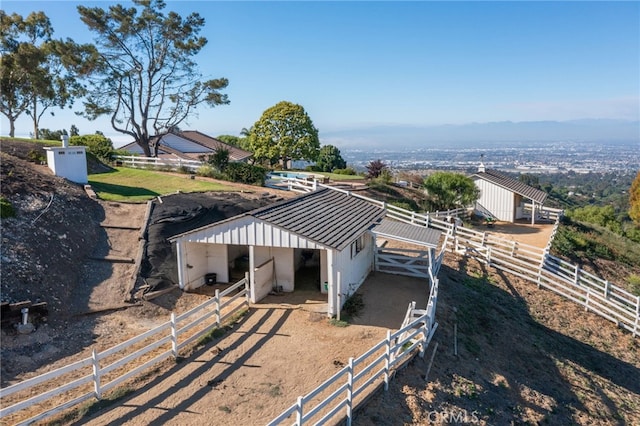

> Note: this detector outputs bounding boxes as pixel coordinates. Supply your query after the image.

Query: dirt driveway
[78,273,429,425]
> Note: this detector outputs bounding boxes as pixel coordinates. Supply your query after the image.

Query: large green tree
[423,171,480,211]
[316,144,346,172]
[248,101,320,168]
[1,11,86,139]
[74,0,229,157]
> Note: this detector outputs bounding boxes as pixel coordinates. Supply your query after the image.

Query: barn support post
[175,241,185,290]
[249,245,256,303]
[531,201,536,225]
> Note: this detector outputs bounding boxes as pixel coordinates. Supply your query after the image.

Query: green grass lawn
[89,167,236,202]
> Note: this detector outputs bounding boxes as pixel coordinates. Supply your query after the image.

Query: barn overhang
[371,218,442,249]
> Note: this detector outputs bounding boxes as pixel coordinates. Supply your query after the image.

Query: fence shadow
[76,307,291,425]
[355,263,638,424]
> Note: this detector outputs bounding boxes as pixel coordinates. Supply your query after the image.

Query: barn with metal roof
[473,164,549,224]
[169,188,442,316]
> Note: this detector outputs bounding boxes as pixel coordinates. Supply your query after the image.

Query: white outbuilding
[168,188,442,317]
[472,164,548,224]
[44,135,88,184]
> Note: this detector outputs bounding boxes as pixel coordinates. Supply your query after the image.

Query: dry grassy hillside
[354,254,640,425]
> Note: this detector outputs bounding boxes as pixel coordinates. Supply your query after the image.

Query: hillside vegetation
[1,138,638,424]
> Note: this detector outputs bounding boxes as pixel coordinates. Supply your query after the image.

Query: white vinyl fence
[269,278,440,426]
[113,155,202,172]
[0,277,250,425]
[284,178,640,337]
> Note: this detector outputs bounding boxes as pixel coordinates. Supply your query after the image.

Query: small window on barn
[351,235,366,258]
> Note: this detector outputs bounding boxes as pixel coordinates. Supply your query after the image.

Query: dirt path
[76,201,148,312]
[480,221,554,249]
[74,274,427,425]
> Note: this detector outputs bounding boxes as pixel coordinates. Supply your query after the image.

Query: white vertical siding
[474,178,515,222]
[334,233,374,312]
[181,242,209,290]
[183,217,328,250]
[272,247,295,292]
[206,244,229,284]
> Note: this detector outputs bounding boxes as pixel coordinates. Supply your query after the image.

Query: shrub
[224,162,267,185]
[0,197,16,218]
[628,275,640,296]
[389,200,417,212]
[196,165,224,179]
[70,134,114,161]
[333,167,357,175]
[27,149,45,164]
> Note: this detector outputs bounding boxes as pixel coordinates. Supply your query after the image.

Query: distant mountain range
[321,119,640,149]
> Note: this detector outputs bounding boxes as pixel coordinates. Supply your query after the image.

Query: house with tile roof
[168,188,442,316]
[120,130,253,163]
[472,164,548,224]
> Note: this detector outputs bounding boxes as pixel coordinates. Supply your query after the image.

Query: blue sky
[2,1,639,146]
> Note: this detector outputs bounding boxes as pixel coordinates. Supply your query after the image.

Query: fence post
[635,296,639,337]
[214,289,221,327]
[486,246,492,265]
[346,357,354,426]
[171,313,178,359]
[296,395,303,425]
[92,349,101,400]
[574,266,580,286]
[244,272,251,305]
[419,319,428,359]
[511,241,517,257]
[384,330,391,391]
[585,289,590,312]
[604,281,609,299]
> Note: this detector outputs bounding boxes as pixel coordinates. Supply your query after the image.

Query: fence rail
[0,278,250,425]
[268,295,438,426]
[113,155,202,171]
[285,177,639,337]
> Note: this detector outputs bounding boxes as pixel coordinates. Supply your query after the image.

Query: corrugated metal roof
[249,188,386,250]
[372,218,441,248]
[474,169,548,204]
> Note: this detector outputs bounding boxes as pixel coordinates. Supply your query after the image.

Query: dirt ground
[74,273,430,426]
[2,140,638,425]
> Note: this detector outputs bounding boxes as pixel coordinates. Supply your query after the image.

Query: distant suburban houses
[120,130,253,163]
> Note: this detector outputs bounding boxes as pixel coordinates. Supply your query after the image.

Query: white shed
[44,135,88,184]
[168,188,442,317]
[472,165,548,224]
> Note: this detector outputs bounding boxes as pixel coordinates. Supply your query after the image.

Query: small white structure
[169,188,442,317]
[45,135,88,184]
[472,164,548,224]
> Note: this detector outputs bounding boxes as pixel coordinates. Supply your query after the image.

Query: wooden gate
[375,246,431,278]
